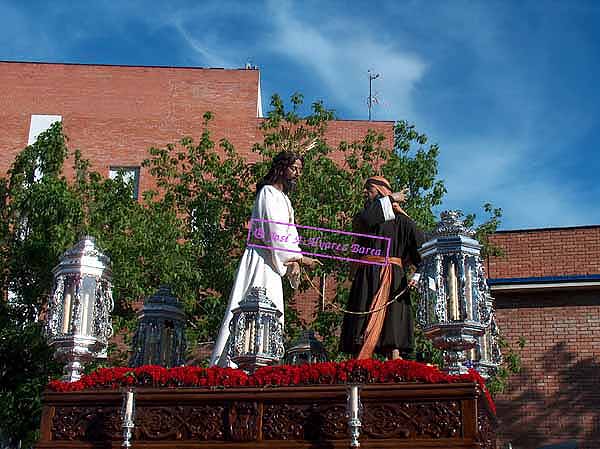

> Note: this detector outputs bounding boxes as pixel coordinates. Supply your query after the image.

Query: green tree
[143,93,451,354]
[0,94,508,445]
[0,302,61,448]
[0,122,195,444]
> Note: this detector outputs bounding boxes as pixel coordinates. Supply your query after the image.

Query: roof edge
[0,59,258,72]
[495,224,600,234]
[488,274,600,285]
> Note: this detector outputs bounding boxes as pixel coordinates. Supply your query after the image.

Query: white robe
[209,185,302,367]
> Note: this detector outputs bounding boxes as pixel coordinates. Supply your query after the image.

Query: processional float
[39,213,500,448]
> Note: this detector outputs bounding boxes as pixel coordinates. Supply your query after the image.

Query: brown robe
[340,197,424,356]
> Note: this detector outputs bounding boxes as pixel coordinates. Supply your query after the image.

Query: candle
[262,323,269,354]
[349,385,359,419]
[448,262,459,320]
[80,293,89,335]
[465,267,473,321]
[124,390,134,422]
[62,292,72,334]
[243,324,251,353]
[257,323,263,354]
[482,334,489,361]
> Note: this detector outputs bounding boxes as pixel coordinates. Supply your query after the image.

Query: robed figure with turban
[340,176,424,360]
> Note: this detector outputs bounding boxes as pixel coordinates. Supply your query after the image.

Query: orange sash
[357,255,403,360]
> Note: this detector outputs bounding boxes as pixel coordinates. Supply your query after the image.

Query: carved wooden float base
[38,382,496,449]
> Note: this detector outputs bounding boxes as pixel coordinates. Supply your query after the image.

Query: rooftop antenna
[245,57,253,69]
[368,70,380,121]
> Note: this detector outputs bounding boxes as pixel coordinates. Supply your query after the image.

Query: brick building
[488,227,600,449]
[0,61,392,189]
[2,61,598,449]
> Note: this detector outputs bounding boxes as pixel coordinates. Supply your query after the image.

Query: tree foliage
[0,122,194,443]
[0,94,508,445]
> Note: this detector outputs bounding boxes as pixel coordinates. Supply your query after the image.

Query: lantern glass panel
[79,276,97,336]
[61,279,75,334]
[161,320,174,367]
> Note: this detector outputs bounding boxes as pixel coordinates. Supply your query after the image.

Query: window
[109,166,140,200]
[28,114,62,181]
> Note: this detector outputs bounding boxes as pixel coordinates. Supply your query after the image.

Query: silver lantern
[284,330,328,365]
[45,236,113,381]
[129,285,186,368]
[417,211,493,375]
[229,286,285,372]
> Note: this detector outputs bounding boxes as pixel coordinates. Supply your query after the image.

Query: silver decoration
[44,236,113,382]
[346,384,362,448]
[429,210,476,238]
[129,285,186,368]
[121,389,135,449]
[467,294,503,378]
[417,211,496,375]
[284,330,328,365]
[228,286,285,372]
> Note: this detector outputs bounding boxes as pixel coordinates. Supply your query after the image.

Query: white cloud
[437,135,597,229]
[265,1,427,119]
[171,20,234,68]
[3,0,594,229]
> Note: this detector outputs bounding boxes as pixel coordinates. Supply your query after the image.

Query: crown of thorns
[277,128,318,154]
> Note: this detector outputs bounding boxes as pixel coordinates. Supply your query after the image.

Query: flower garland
[48,359,495,414]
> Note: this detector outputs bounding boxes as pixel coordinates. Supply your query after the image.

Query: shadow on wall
[497,341,599,449]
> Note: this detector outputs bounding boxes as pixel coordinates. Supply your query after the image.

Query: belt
[360,255,403,267]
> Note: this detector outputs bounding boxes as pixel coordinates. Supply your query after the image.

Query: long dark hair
[256,151,303,195]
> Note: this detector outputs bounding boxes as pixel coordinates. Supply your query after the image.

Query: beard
[364,193,382,208]
[283,177,297,194]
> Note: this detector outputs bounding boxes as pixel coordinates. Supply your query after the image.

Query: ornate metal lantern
[417,211,493,375]
[45,236,113,381]
[229,286,285,372]
[284,330,328,365]
[129,285,186,368]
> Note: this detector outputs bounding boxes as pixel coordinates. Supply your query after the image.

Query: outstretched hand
[284,260,301,278]
[300,256,323,269]
[390,187,409,203]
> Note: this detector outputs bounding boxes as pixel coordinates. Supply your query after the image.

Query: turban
[365,176,409,217]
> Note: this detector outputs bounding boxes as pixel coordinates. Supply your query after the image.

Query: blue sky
[1,0,599,230]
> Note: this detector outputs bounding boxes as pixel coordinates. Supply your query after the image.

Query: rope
[302,270,409,316]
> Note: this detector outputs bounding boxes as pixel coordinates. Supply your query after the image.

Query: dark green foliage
[0,123,191,444]
[0,94,512,445]
[0,303,61,447]
[487,336,526,395]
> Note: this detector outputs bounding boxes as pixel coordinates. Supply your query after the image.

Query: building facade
[2,61,598,449]
[0,61,393,190]
[488,227,600,449]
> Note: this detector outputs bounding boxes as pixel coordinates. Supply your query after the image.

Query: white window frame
[109,166,141,200]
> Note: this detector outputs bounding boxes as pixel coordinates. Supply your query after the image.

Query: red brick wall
[495,290,600,449]
[0,60,394,329]
[0,61,262,193]
[488,226,600,279]
[5,60,600,448]
[488,228,600,449]
[322,119,394,148]
[0,61,394,191]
